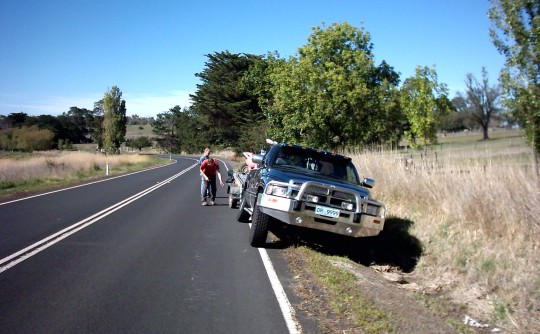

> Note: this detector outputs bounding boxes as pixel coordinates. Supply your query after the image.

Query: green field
[125,124,155,138]
[71,124,157,153]
[395,128,531,167]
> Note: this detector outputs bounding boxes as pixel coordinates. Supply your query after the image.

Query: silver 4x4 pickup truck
[236,143,386,247]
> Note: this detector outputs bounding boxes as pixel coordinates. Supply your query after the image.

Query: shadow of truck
[269,216,422,273]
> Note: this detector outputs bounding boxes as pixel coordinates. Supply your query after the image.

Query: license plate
[315,205,340,218]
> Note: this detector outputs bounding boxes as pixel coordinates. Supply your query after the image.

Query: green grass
[297,246,396,334]
[395,129,531,167]
[126,124,155,138]
[492,301,511,321]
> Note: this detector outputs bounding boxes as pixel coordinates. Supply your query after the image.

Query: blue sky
[0,0,504,118]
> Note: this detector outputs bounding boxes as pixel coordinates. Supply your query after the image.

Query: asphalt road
[0,157,301,333]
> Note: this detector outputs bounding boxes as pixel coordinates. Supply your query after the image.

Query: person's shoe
[209,200,215,206]
[202,201,208,206]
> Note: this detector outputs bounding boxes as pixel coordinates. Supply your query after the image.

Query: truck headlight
[306,194,319,203]
[266,184,288,197]
[366,204,380,216]
[341,202,354,211]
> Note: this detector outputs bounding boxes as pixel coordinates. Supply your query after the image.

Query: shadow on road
[268,216,422,273]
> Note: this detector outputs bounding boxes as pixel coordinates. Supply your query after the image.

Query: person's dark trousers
[201,175,217,202]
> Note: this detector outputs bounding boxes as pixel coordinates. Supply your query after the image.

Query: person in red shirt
[200,157,224,206]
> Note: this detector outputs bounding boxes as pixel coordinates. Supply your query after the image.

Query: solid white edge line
[225,160,302,334]
[258,246,303,334]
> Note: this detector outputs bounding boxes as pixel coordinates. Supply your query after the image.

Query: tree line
[185,3,538,175]
[0,32,515,155]
[183,24,508,153]
[1,1,538,175]
[0,86,155,153]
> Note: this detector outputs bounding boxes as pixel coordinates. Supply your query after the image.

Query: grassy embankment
[0,150,168,197]
[0,124,167,197]
[293,129,538,333]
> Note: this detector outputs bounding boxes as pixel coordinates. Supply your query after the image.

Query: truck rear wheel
[236,197,250,223]
[249,203,269,247]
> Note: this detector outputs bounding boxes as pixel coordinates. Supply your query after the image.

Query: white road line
[224,162,301,333]
[0,164,197,273]
[258,246,303,334]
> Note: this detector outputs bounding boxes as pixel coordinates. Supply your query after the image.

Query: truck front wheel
[249,202,269,247]
[236,197,250,223]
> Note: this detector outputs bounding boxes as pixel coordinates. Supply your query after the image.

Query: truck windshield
[271,146,360,184]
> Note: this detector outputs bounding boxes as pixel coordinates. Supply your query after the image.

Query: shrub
[0,126,55,151]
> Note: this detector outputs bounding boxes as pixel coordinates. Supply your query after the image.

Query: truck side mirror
[252,154,264,165]
[362,178,375,188]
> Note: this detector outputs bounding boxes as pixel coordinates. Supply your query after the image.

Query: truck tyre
[229,195,238,209]
[236,197,250,223]
[249,202,269,247]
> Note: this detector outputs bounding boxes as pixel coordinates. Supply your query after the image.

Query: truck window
[272,146,360,185]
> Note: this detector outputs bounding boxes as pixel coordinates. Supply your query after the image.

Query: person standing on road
[200,157,224,206]
[198,148,211,198]
[198,148,210,165]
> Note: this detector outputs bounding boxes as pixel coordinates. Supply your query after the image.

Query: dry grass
[352,148,540,333]
[0,151,161,193]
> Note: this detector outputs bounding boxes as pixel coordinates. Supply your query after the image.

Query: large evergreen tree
[5,112,28,127]
[190,51,265,150]
[90,99,105,148]
[175,106,202,154]
[152,105,201,154]
[152,107,180,154]
[56,107,95,144]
